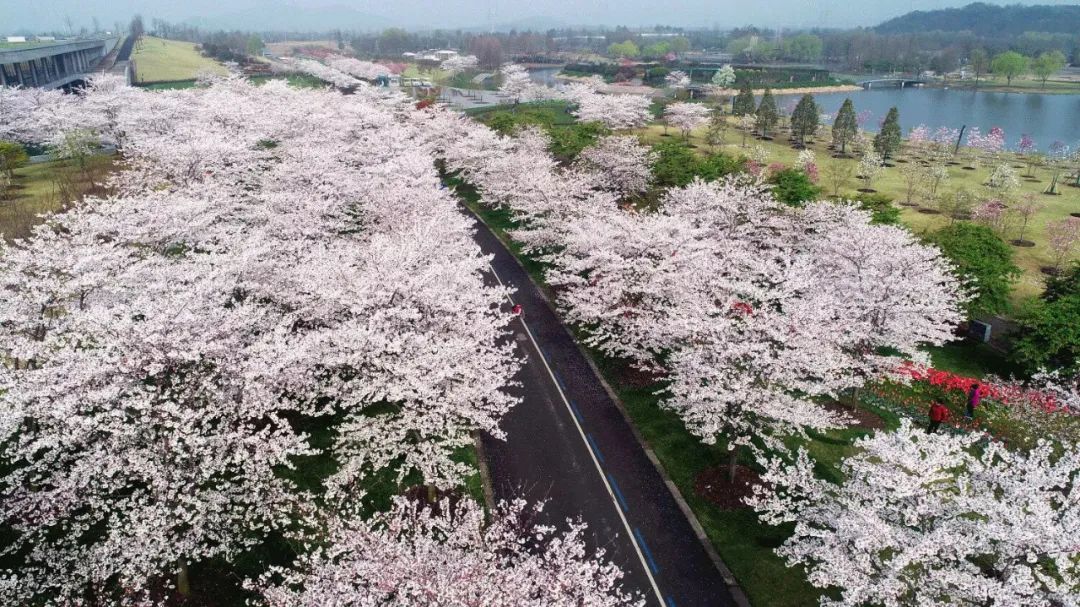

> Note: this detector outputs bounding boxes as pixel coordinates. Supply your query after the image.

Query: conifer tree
[832,98,858,156]
[874,106,902,160]
[732,82,756,116]
[790,93,819,148]
[755,88,778,138]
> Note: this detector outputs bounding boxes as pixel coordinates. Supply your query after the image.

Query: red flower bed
[894,362,1064,414]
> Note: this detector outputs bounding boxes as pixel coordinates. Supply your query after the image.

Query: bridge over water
[0,37,121,89]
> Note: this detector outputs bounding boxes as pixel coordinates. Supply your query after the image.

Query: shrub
[769,168,820,207]
[851,192,901,225]
[1014,264,1080,373]
[926,223,1021,318]
[652,141,744,188]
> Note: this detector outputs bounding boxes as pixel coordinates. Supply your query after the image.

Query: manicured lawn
[637,121,1080,303]
[131,36,227,84]
[1,156,114,242]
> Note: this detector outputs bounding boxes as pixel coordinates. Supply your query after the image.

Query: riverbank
[924,80,1080,95]
[709,84,862,96]
[556,73,861,97]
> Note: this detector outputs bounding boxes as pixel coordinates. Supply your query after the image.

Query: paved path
[465,205,741,607]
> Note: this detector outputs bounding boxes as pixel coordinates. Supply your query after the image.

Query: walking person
[966,383,981,420]
[927,401,949,434]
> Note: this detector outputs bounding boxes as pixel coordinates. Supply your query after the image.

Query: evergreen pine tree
[755,88,778,138]
[832,98,859,156]
[732,82,755,116]
[874,106,902,160]
[790,93,819,148]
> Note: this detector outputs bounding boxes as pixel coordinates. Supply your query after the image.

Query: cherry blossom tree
[748,421,1080,607]
[663,102,712,140]
[326,55,392,81]
[906,124,930,158]
[278,57,361,89]
[567,89,652,130]
[1008,194,1042,243]
[931,126,960,162]
[1047,216,1080,271]
[574,135,656,197]
[0,75,523,603]
[440,54,479,76]
[857,150,883,191]
[972,199,1011,234]
[499,63,555,104]
[969,125,1006,167]
[987,162,1021,194]
[252,497,643,606]
[542,178,965,471]
[665,70,691,90]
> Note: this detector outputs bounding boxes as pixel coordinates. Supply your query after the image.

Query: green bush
[769,168,820,207]
[549,122,609,161]
[1013,263,1080,373]
[851,192,901,225]
[0,141,29,178]
[652,142,744,188]
[926,223,1021,318]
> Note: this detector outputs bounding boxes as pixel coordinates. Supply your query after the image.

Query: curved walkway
[466,205,746,607]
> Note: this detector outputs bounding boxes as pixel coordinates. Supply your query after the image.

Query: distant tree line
[141,14,1078,78]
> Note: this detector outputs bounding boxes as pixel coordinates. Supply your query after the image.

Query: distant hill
[875,2,1080,36]
[184,1,393,33]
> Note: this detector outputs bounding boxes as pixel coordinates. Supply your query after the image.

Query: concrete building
[0,38,118,89]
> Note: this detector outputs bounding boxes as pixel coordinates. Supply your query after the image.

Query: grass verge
[1,156,115,242]
[131,36,227,84]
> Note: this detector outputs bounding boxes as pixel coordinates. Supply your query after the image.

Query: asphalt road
[467,208,739,607]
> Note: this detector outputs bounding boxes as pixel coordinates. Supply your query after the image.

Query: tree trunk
[177,561,191,596]
[728,445,741,484]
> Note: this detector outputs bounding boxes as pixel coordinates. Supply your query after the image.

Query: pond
[770,88,1080,151]
[526,68,1080,151]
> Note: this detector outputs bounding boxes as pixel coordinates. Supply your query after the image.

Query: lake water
[796,88,1080,151]
[527,68,1080,151]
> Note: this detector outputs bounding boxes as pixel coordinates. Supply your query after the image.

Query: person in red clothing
[927,401,949,433]
[511,304,523,316]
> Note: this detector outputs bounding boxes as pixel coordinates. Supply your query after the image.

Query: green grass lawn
[1,156,115,242]
[131,36,227,84]
[638,121,1080,303]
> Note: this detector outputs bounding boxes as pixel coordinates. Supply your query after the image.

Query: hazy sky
[4,0,1074,33]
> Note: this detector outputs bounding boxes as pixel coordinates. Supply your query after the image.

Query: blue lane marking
[665,597,677,607]
[585,434,605,463]
[607,474,630,513]
[568,400,585,424]
[633,527,661,575]
[552,369,568,393]
[538,345,553,365]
